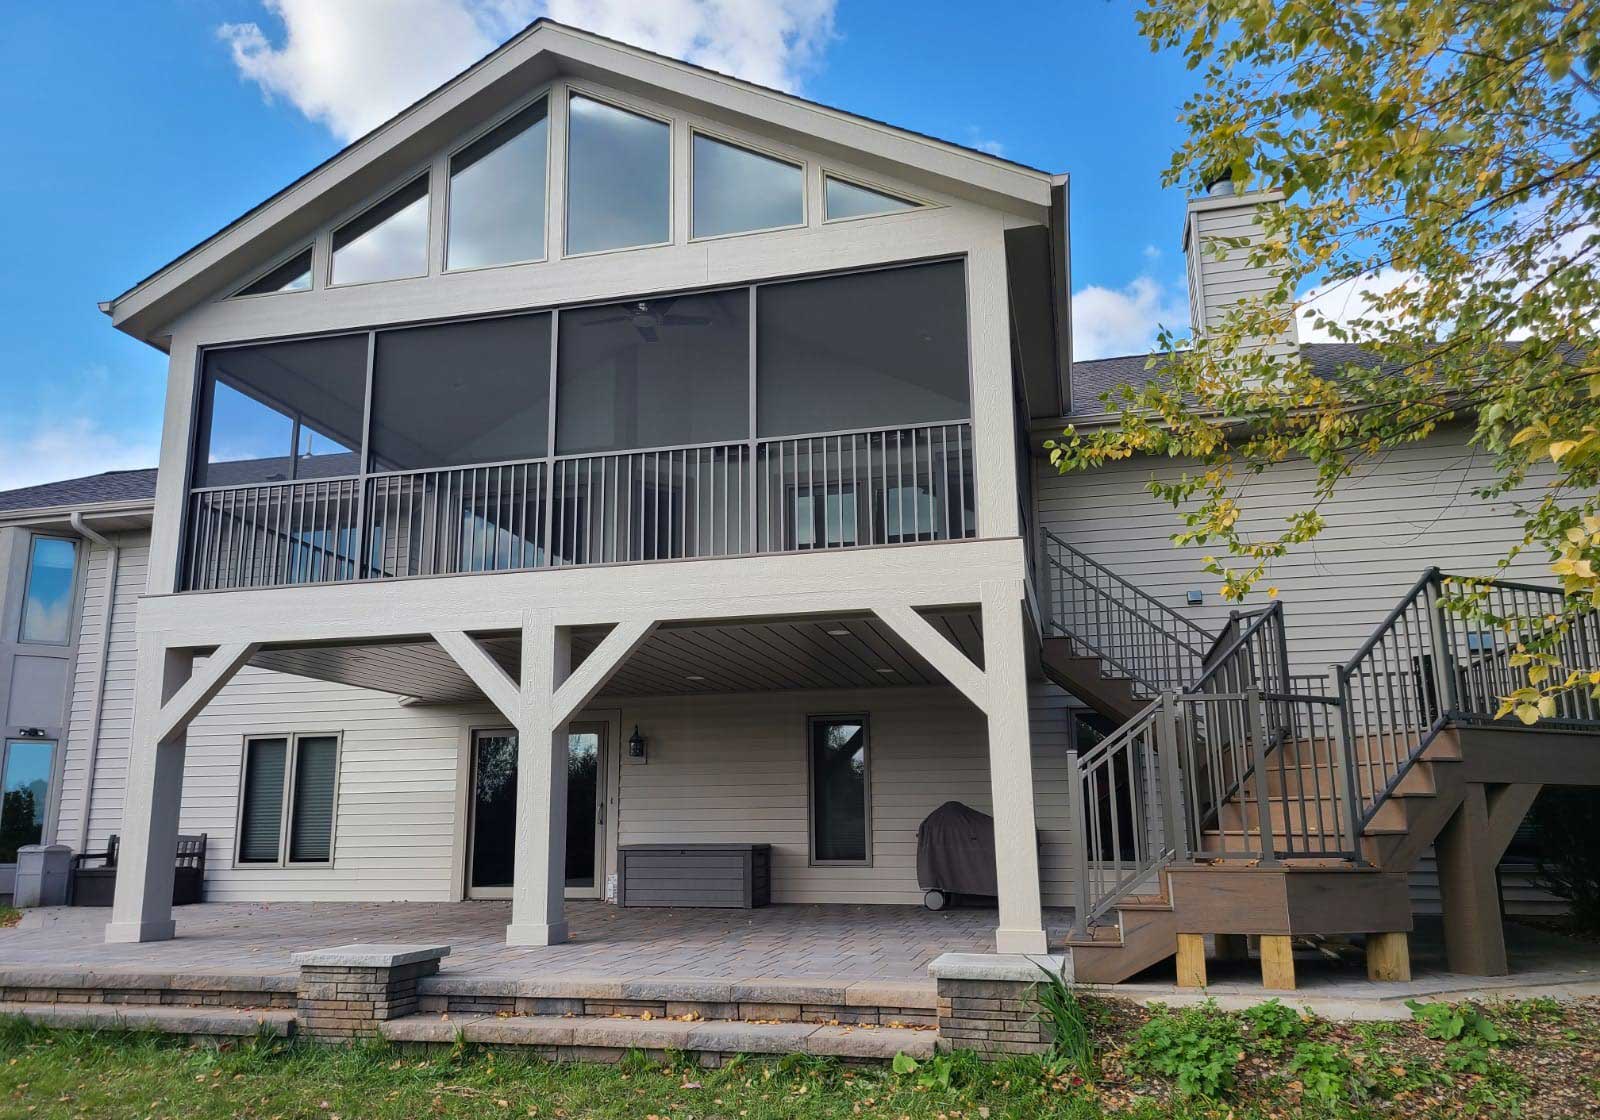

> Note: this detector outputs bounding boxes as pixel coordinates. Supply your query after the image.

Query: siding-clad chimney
[1182,179,1298,358]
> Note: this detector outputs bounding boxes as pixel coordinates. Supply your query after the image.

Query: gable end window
[692,133,804,239]
[236,733,340,866]
[566,94,670,255]
[808,716,870,864]
[447,97,550,271]
[331,175,430,286]
[235,249,313,297]
[824,174,922,221]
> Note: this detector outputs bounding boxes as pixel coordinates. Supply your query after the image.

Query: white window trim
[820,168,934,225]
[233,731,343,869]
[805,713,873,867]
[441,86,555,275]
[17,533,78,647]
[687,126,809,244]
[326,173,435,290]
[562,85,676,260]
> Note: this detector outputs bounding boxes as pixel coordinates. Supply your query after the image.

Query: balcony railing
[180,421,977,591]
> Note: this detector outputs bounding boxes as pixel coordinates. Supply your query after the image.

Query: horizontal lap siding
[1036,423,1556,673]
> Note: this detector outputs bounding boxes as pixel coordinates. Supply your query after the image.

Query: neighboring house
[2,20,1592,986]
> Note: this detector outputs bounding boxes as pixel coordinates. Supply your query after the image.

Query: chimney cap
[1203,169,1235,196]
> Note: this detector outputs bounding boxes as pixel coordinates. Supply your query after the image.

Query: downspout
[68,512,118,854]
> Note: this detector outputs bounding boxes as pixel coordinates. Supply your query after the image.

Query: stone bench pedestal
[928,952,1071,1058]
[292,944,451,1040]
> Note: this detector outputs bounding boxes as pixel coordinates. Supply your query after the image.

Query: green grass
[0,907,20,930]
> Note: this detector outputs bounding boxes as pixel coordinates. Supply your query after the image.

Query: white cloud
[219,0,837,143]
[1072,274,1189,361]
[0,420,159,494]
[1296,267,1420,343]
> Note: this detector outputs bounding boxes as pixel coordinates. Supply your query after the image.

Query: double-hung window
[237,733,340,866]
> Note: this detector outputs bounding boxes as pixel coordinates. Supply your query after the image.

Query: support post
[1213,933,1250,961]
[1259,935,1297,989]
[1175,933,1207,988]
[1435,783,1508,975]
[1366,931,1411,982]
[507,612,570,947]
[981,580,1048,954]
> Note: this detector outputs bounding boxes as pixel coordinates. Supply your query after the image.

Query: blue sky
[0,1,1202,491]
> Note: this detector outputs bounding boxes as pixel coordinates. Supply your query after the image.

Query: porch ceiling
[248,609,984,704]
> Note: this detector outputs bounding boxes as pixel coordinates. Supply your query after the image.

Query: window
[237,734,339,866]
[556,288,748,453]
[565,95,670,255]
[370,314,552,470]
[19,536,76,644]
[236,249,313,296]
[809,716,869,863]
[0,740,53,863]
[447,99,549,270]
[331,176,429,286]
[824,175,921,221]
[194,336,368,486]
[757,260,970,437]
[692,134,803,238]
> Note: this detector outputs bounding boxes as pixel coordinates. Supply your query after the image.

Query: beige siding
[1037,422,1556,672]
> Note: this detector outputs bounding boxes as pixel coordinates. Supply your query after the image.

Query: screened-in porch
[181,259,980,591]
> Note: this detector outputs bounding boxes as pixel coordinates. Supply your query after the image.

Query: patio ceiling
[249,609,984,704]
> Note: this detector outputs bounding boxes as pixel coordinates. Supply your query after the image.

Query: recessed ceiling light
[826,628,850,636]
[875,667,896,674]
[685,674,706,681]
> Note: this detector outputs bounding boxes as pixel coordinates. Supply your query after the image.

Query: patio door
[466,724,607,900]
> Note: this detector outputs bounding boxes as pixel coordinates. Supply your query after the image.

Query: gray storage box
[13,845,72,908]
[618,843,771,908]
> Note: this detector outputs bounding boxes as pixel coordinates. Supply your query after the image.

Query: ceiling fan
[580,297,711,343]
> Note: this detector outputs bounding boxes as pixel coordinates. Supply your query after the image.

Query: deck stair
[1043,534,1600,986]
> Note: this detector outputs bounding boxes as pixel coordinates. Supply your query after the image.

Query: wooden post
[1367,931,1411,982]
[1435,784,1509,975]
[1259,935,1297,989]
[1175,933,1207,988]
[1213,933,1250,961]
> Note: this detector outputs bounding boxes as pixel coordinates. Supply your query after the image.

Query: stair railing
[1066,694,1188,937]
[1042,528,1213,694]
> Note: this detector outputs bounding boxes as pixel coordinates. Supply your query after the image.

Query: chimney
[1182,176,1299,358]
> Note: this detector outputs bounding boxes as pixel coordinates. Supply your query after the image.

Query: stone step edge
[417,974,937,1011]
[0,1001,295,1037]
[381,1011,936,1060]
[0,965,297,994]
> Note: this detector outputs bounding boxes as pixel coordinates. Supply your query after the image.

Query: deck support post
[106,638,258,944]
[1259,935,1296,990]
[507,612,571,947]
[1436,783,1509,976]
[1175,933,1207,987]
[1213,933,1250,961]
[1366,931,1411,982]
[980,581,1049,955]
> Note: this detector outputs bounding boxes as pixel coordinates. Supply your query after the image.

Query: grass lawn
[0,908,19,930]
[1,997,1598,1119]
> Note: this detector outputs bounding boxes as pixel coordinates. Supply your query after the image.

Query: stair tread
[0,1001,294,1037]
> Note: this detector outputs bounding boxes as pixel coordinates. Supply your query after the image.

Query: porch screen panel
[238,738,288,863]
[756,260,970,436]
[289,736,338,863]
[810,718,869,863]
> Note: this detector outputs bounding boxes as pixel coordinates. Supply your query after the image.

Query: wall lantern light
[627,725,648,762]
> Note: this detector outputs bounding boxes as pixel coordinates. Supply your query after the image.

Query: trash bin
[13,845,72,908]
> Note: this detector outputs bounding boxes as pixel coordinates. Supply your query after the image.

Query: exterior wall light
[627,725,647,762]
[16,728,47,738]
[1186,590,1205,606]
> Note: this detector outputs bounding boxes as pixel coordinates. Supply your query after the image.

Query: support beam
[872,604,988,709]
[1436,784,1509,975]
[1175,934,1207,988]
[106,640,253,943]
[980,580,1048,954]
[432,630,520,724]
[1485,784,1543,860]
[549,617,657,727]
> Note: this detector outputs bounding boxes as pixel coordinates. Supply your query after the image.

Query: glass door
[1,740,55,864]
[466,724,606,899]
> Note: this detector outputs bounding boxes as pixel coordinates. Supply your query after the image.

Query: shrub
[1531,787,1600,934]
[1126,1000,1243,1100]
[1288,1040,1353,1106]
[1241,999,1308,1058]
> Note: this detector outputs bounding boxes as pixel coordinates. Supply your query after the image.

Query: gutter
[68,512,119,855]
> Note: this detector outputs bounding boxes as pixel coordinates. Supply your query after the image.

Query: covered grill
[915,801,998,910]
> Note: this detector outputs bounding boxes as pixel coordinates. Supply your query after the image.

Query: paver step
[382,1011,935,1060]
[0,1000,294,1037]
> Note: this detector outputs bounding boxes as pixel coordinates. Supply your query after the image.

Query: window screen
[238,738,287,863]
[692,134,803,238]
[447,99,549,270]
[556,289,749,453]
[566,96,670,254]
[810,718,868,863]
[371,314,552,470]
[331,176,430,285]
[194,335,368,486]
[757,260,970,437]
[19,536,76,643]
[289,736,338,863]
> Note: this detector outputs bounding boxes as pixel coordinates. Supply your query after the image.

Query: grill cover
[916,801,998,897]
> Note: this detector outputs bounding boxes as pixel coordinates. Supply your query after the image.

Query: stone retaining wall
[415,990,936,1028]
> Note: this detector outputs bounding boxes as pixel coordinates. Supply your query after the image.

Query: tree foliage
[1051,0,1600,715]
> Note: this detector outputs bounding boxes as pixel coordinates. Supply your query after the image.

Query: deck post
[507,611,571,947]
[1435,783,1508,975]
[981,580,1049,954]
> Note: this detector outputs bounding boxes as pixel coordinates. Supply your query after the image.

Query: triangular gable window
[692,134,803,238]
[236,249,312,297]
[824,175,921,221]
[331,176,430,286]
[447,98,550,270]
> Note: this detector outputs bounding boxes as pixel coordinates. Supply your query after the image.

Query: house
[1,19,1595,1047]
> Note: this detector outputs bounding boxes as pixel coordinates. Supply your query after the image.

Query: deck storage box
[618,843,771,908]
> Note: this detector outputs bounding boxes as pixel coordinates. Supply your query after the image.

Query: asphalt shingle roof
[1068,342,1382,417]
[0,468,158,514]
